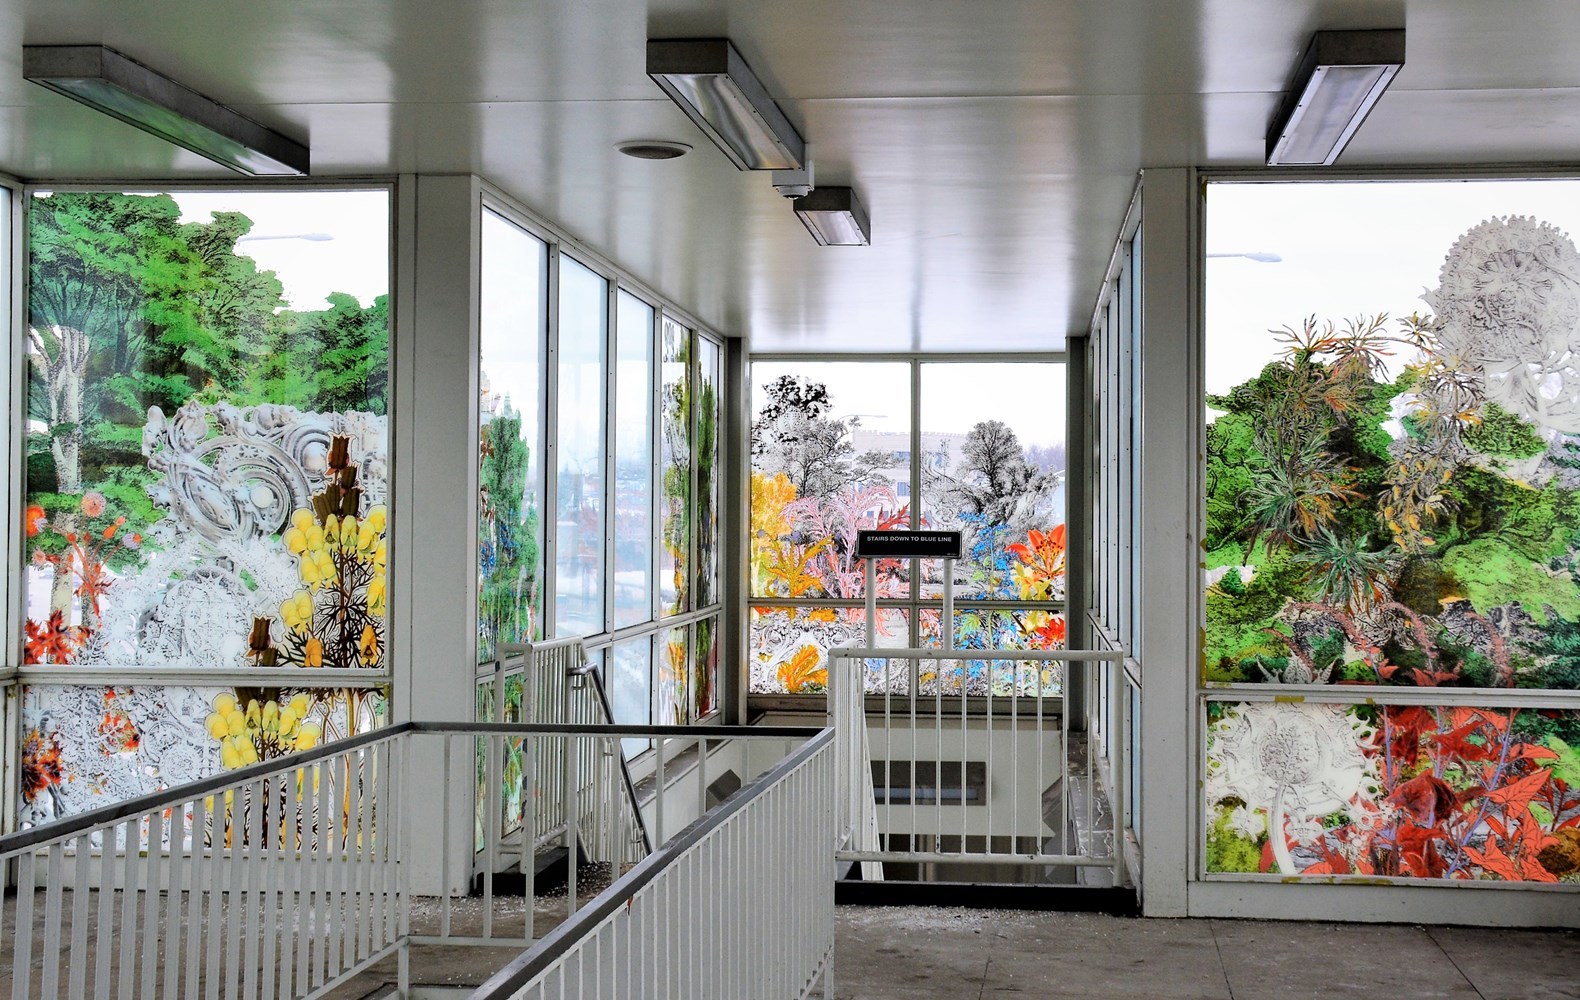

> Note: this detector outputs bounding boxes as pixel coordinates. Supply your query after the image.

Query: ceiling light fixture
[646,38,804,171]
[615,139,692,160]
[793,187,870,246]
[1265,29,1404,167]
[23,44,309,176]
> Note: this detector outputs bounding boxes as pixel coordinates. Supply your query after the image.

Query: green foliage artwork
[20,189,391,822]
[1205,217,1580,692]
[1203,209,1580,884]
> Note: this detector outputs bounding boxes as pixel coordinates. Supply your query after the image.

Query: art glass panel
[749,605,910,694]
[20,683,385,824]
[1204,182,1580,690]
[1205,700,1580,883]
[657,625,691,725]
[918,608,1065,696]
[24,190,390,671]
[659,320,691,617]
[918,363,1066,601]
[749,362,912,601]
[696,338,722,607]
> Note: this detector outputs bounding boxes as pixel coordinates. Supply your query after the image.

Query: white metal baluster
[163,803,187,1000]
[41,845,63,1000]
[118,818,140,1000]
[961,657,968,853]
[567,735,580,915]
[524,733,536,943]
[340,752,359,966]
[358,748,375,960]
[653,738,665,847]
[1085,662,1095,861]
[292,766,311,998]
[984,660,993,857]
[484,733,499,940]
[95,821,116,999]
[909,656,918,858]
[260,777,279,998]
[16,849,36,1000]
[1058,662,1069,860]
[223,791,247,999]
[242,780,262,1000]
[184,796,206,998]
[69,836,90,1000]
[266,777,287,1000]
[333,752,353,980]
[138,809,161,999]
[205,797,227,1000]
[1010,664,1020,857]
[311,759,332,989]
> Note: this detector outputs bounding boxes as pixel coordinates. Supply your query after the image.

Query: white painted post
[1135,167,1195,916]
[392,174,484,897]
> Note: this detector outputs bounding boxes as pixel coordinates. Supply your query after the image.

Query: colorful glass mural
[918,608,1066,696]
[919,363,1066,600]
[660,319,691,617]
[478,209,546,661]
[1205,185,1580,690]
[749,606,911,694]
[696,338,722,607]
[23,190,390,671]
[1205,700,1580,882]
[748,361,1068,694]
[20,683,385,825]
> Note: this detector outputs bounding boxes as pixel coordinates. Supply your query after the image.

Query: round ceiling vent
[615,139,692,160]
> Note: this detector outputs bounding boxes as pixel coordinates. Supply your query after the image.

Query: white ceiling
[5,0,1580,351]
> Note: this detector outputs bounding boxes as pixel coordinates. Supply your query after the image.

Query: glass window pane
[659,319,691,617]
[657,624,691,724]
[610,637,653,758]
[554,255,607,637]
[918,363,1066,601]
[479,209,547,660]
[749,605,910,693]
[614,291,655,629]
[694,616,719,718]
[20,684,385,823]
[749,361,912,600]
[1205,700,1580,881]
[696,337,722,607]
[1204,180,1580,689]
[919,608,1064,695]
[23,190,391,671]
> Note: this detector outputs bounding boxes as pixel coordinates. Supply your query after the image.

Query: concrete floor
[831,906,1580,1000]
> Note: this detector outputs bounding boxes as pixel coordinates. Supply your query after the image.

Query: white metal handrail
[829,646,1127,886]
[474,728,837,1000]
[0,725,406,1000]
[0,720,826,999]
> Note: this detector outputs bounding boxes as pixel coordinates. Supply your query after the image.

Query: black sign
[854,530,963,559]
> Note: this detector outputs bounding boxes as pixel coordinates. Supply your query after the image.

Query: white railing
[0,727,406,1000]
[478,641,651,893]
[829,646,1127,885]
[0,720,826,999]
[827,652,883,882]
[474,728,837,1000]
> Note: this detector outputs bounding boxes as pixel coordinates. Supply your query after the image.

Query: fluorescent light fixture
[1265,29,1404,166]
[23,45,309,176]
[647,38,804,171]
[793,187,870,246]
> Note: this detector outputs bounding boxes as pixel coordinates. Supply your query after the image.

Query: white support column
[392,173,482,896]
[1135,167,1196,917]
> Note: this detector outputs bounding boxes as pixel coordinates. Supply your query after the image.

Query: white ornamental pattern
[1425,216,1580,436]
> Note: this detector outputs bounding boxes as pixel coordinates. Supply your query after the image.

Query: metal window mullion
[688,328,700,618]
[909,359,922,648]
[604,278,618,639]
[543,243,562,637]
